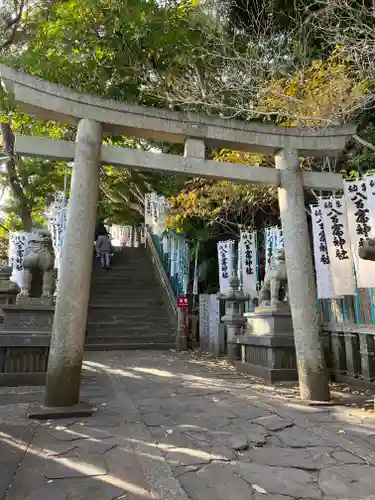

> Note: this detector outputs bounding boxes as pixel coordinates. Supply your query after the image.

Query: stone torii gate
[0,65,355,416]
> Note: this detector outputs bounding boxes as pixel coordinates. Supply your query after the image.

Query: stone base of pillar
[235,334,298,382]
[227,341,241,363]
[236,306,297,382]
[176,334,188,351]
[27,401,94,420]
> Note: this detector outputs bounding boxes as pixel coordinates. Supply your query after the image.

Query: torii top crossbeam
[0,65,354,157]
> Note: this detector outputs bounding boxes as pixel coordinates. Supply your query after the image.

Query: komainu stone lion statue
[259,248,288,308]
[18,229,55,302]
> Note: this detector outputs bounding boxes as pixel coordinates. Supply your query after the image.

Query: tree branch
[353,133,375,152]
[99,183,143,215]
[0,0,25,51]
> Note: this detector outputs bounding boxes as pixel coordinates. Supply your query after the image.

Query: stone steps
[87,322,171,333]
[87,310,168,323]
[86,247,173,350]
[90,289,159,296]
[86,332,173,342]
[85,342,174,351]
[88,300,165,308]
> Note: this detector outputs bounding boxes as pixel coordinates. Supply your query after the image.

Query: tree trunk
[0,121,33,231]
[19,206,33,231]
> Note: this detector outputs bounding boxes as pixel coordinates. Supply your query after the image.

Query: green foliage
[4,0,216,106]
[166,146,279,242]
[0,158,70,230]
[0,0,210,229]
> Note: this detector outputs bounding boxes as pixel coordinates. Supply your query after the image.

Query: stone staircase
[85,247,175,350]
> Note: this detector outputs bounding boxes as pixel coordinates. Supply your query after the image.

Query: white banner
[321,198,356,296]
[170,236,177,276]
[365,175,375,235]
[118,225,133,247]
[193,242,199,296]
[310,205,337,299]
[157,196,166,237]
[265,226,283,272]
[144,193,153,227]
[176,238,183,290]
[9,231,29,288]
[139,225,145,245]
[151,192,159,234]
[239,231,258,297]
[343,180,375,288]
[162,234,170,255]
[217,240,235,293]
[45,191,68,269]
[182,241,189,295]
[265,227,275,272]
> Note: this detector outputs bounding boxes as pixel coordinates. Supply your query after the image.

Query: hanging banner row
[217,227,284,296]
[311,177,375,298]
[217,177,375,299]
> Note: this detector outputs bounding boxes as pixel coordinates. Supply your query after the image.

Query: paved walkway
[2,352,375,499]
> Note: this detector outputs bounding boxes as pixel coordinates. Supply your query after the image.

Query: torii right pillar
[276,148,330,402]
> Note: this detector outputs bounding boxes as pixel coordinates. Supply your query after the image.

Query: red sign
[177,295,189,309]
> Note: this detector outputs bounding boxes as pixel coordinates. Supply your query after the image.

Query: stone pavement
[2,352,375,499]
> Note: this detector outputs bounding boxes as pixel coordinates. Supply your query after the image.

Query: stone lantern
[218,273,249,363]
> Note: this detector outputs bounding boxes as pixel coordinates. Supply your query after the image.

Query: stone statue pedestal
[245,305,293,336]
[235,304,298,382]
[16,296,53,307]
[0,303,54,386]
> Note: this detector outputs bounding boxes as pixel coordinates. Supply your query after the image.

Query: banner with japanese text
[170,236,177,277]
[310,205,337,299]
[8,231,30,288]
[265,226,283,272]
[150,192,159,235]
[156,195,167,237]
[321,198,356,296]
[343,180,375,288]
[144,193,153,227]
[217,240,235,293]
[45,191,68,269]
[192,243,199,296]
[239,231,258,297]
[365,174,375,235]
[182,241,190,295]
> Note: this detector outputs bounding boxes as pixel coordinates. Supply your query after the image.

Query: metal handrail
[145,228,178,328]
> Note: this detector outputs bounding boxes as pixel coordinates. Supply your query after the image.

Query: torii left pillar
[28,119,102,419]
